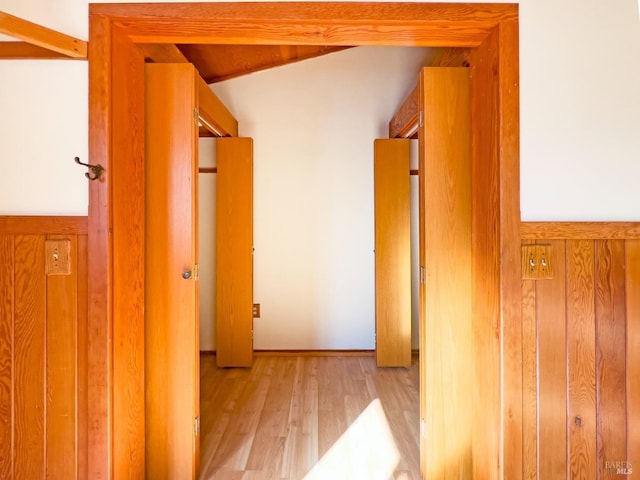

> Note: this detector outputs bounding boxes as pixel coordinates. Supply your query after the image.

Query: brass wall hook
[75,156,104,181]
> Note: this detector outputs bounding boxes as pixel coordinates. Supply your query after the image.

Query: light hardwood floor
[199,355,420,480]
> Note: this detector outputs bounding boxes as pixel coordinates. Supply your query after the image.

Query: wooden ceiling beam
[388,47,471,138]
[0,10,86,58]
[198,76,238,137]
[0,40,83,59]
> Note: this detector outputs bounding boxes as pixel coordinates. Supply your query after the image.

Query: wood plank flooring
[199,355,420,480]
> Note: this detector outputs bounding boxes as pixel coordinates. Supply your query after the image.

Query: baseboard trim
[199,349,377,357]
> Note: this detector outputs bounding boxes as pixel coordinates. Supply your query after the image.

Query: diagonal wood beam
[0,10,86,58]
[197,76,238,137]
[388,47,470,139]
[0,41,84,59]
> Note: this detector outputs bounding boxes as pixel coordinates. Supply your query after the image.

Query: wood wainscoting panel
[46,234,79,479]
[537,240,567,478]
[0,235,13,478]
[626,241,640,472]
[521,224,640,479]
[0,220,87,479]
[595,240,627,476]
[566,240,597,479]
[13,235,47,479]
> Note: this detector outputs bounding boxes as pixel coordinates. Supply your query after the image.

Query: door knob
[182,270,192,280]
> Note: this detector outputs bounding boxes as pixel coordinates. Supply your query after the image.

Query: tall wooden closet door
[216,138,254,367]
[418,67,472,478]
[145,63,200,479]
[374,139,412,367]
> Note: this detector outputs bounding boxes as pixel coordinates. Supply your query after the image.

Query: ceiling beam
[388,47,470,139]
[197,76,238,137]
[0,41,83,59]
[0,10,87,58]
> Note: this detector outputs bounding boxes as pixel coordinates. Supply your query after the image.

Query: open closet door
[145,63,200,479]
[216,138,254,367]
[374,139,412,367]
[419,67,472,478]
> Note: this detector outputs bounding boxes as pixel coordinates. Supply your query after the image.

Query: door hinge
[419,110,424,128]
[420,266,425,285]
[193,264,199,281]
[194,416,200,436]
[194,108,200,127]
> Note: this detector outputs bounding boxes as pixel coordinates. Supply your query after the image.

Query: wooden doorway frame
[87,3,521,478]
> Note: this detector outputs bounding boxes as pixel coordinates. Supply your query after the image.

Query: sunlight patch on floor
[303,398,400,480]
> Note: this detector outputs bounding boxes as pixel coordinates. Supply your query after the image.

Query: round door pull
[182,270,192,280]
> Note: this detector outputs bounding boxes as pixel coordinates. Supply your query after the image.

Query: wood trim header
[521,222,640,240]
[0,216,88,235]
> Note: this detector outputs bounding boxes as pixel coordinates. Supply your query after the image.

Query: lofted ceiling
[178,44,353,84]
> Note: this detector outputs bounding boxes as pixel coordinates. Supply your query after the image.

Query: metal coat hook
[75,156,104,181]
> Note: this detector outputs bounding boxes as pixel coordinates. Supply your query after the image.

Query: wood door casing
[374,139,412,367]
[87,4,520,478]
[216,137,254,368]
[145,63,199,479]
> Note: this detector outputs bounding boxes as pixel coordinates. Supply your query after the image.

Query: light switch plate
[521,244,553,280]
[45,239,72,275]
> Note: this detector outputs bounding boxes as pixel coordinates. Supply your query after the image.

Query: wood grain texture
[111,25,146,480]
[469,29,502,480]
[520,279,537,480]
[198,76,238,137]
[13,235,46,479]
[76,235,89,480]
[0,41,82,59]
[88,3,521,477]
[536,240,567,479]
[626,241,640,471]
[216,138,254,368]
[389,85,418,139]
[103,3,517,47]
[0,9,87,58]
[566,240,597,480]
[180,44,351,84]
[145,63,199,480]
[497,19,523,480]
[374,139,411,367]
[87,12,113,480]
[420,67,472,479]
[46,234,79,479]
[199,355,419,479]
[0,236,13,479]
[595,240,627,476]
[521,222,640,240]
[0,216,88,235]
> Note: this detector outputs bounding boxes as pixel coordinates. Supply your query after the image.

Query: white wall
[1,0,639,348]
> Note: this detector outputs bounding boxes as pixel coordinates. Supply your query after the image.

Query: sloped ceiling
[178,44,353,84]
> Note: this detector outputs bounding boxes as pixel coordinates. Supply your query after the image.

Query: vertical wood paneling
[0,223,87,480]
[626,241,640,471]
[595,240,627,475]
[45,234,78,479]
[566,240,597,480]
[537,240,567,478]
[420,66,472,479]
[521,279,537,480]
[14,235,46,479]
[76,235,88,480]
[374,139,411,367]
[216,137,254,368]
[0,236,14,479]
